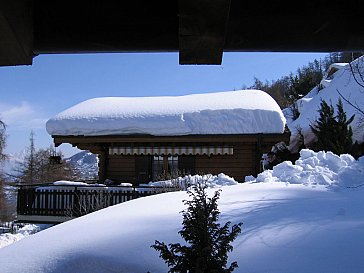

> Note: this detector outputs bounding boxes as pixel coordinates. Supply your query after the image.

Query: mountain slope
[65,151,98,180]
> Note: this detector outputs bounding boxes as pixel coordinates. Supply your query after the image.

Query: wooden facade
[54,133,289,184]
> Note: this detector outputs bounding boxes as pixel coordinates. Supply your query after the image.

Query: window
[152,155,179,181]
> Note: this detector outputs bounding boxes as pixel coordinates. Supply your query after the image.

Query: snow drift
[247,149,364,189]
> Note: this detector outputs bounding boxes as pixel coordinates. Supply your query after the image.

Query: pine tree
[334,99,355,154]
[151,182,242,273]
[310,99,355,156]
[310,99,336,151]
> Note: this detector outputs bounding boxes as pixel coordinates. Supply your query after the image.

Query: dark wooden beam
[0,0,33,66]
[178,0,231,65]
[52,134,289,146]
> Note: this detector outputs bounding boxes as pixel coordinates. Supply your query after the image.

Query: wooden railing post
[16,186,23,215]
[73,187,81,217]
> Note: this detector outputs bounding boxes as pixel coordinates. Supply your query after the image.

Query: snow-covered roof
[327,62,348,70]
[320,63,349,87]
[46,90,286,136]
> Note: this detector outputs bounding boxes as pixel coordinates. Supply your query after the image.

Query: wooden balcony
[17,183,177,224]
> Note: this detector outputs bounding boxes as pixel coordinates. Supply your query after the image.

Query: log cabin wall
[195,143,255,181]
[54,133,289,184]
[104,140,279,183]
[107,155,136,182]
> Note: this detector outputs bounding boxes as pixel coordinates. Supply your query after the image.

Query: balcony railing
[17,183,177,223]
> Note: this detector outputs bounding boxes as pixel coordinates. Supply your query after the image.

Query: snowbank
[46,90,286,136]
[247,149,364,189]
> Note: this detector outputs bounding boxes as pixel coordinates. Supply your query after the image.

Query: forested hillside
[249,52,363,108]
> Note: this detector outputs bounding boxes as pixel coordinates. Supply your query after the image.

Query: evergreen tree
[335,99,355,153]
[152,182,242,273]
[310,99,355,156]
[285,61,324,106]
[310,99,336,150]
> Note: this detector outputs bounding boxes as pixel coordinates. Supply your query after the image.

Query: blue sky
[0,52,328,158]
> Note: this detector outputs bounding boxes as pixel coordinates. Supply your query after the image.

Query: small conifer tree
[151,182,242,273]
[310,98,355,156]
[335,99,355,154]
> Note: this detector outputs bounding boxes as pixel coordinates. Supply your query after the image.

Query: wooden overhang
[1,0,364,67]
[52,133,290,152]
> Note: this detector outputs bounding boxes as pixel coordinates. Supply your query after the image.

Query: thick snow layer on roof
[46,90,286,136]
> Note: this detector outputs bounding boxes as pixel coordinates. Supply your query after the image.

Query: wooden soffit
[0,0,33,66]
[178,0,231,65]
[53,133,290,148]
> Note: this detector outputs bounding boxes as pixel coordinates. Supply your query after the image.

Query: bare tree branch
[348,60,364,89]
[336,89,364,116]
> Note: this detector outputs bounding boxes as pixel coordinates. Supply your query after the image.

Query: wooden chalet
[47,90,289,184]
[17,90,289,223]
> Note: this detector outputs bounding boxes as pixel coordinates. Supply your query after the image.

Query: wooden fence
[17,184,177,219]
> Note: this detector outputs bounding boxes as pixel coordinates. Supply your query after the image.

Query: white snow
[252,149,364,187]
[146,173,239,189]
[286,56,364,152]
[46,90,286,136]
[0,224,42,249]
[53,180,90,186]
[1,149,364,273]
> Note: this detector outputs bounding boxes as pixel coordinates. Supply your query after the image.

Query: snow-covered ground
[1,149,364,273]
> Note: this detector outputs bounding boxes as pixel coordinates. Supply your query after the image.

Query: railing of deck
[17,184,178,219]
